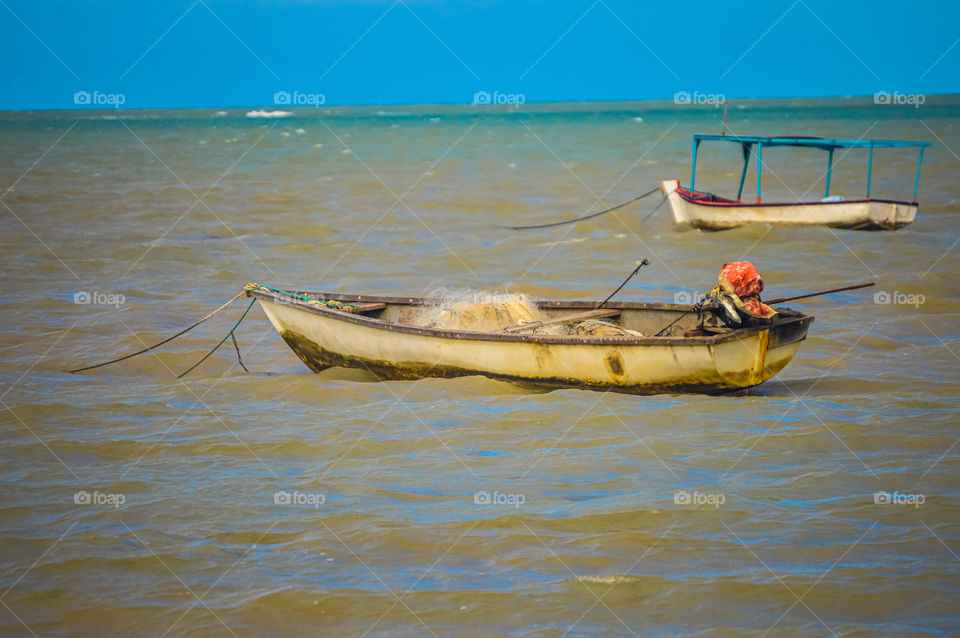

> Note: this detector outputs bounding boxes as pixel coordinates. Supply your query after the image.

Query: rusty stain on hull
[604,352,625,377]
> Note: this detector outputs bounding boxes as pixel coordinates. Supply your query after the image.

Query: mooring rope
[230,331,248,373]
[641,194,669,221]
[66,290,250,373]
[510,186,663,230]
[66,283,358,376]
[177,297,257,378]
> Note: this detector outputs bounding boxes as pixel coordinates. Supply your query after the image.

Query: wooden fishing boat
[664,135,930,231]
[246,287,814,394]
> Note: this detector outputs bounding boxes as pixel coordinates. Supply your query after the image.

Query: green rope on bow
[247,283,359,313]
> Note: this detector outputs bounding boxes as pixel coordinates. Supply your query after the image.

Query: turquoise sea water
[1,97,959,636]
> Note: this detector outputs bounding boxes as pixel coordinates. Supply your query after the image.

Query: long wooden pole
[596,258,650,309]
[653,281,875,337]
[766,282,874,305]
[502,259,650,333]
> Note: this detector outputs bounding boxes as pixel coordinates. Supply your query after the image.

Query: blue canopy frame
[688,135,931,203]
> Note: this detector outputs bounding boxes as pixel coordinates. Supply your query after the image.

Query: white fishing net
[410,290,545,332]
[409,289,644,337]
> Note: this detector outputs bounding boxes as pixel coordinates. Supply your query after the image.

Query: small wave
[535,237,589,247]
[246,110,292,118]
[577,574,645,585]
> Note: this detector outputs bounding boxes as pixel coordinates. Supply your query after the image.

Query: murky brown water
[1,99,959,636]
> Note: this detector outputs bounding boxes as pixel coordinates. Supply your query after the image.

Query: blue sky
[1,0,958,110]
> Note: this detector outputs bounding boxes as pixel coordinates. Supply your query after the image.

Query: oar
[653,281,875,337]
[766,282,874,305]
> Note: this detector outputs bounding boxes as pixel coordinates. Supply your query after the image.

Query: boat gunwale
[247,288,813,347]
[674,186,918,208]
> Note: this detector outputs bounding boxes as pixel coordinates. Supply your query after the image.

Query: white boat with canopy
[663,135,931,231]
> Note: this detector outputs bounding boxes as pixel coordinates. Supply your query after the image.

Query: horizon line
[2,92,958,115]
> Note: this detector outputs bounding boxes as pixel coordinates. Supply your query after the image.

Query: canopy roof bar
[690,138,700,192]
[693,135,931,150]
[736,143,751,201]
[913,146,925,200]
[825,148,834,197]
[756,143,762,203]
[688,135,930,203]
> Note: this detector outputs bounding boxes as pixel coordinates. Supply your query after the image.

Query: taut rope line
[510,187,663,230]
[66,286,259,374]
[177,298,257,378]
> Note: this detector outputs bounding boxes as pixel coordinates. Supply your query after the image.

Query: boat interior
[273,291,806,339]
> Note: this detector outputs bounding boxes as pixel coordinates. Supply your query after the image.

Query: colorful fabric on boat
[708,261,777,325]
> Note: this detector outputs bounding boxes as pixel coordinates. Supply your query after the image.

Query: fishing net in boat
[539,319,644,337]
[411,291,546,332]
[411,290,645,336]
